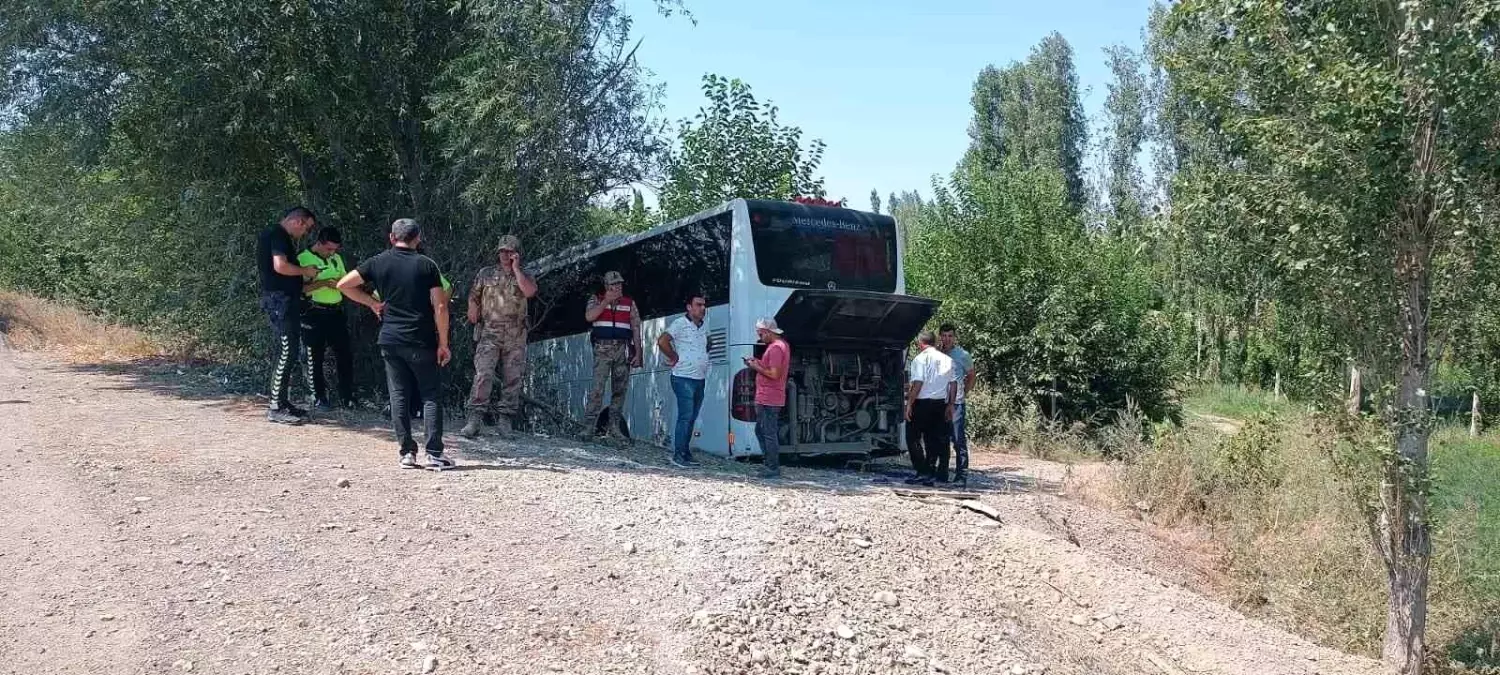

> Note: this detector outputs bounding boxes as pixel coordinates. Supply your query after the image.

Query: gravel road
[0,347,1387,675]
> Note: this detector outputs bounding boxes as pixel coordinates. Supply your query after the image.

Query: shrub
[905,162,1182,429]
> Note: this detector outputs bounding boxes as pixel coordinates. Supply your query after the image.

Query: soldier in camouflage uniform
[582,270,642,439]
[461,235,537,437]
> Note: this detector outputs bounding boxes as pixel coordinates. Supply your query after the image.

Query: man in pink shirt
[743,317,790,479]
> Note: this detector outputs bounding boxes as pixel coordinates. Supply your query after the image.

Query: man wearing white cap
[743,317,790,478]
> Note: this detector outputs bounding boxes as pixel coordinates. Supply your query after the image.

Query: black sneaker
[683,457,703,467]
[953,471,969,485]
[267,408,305,425]
[916,476,936,487]
[286,404,310,418]
[426,455,455,472]
[312,399,332,410]
[902,475,927,485]
[399,454,419,469]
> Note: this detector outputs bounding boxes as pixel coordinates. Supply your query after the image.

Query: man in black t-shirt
[337,218,455,470]
[256,206,320,425]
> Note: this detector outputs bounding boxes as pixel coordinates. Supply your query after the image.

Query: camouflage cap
[603,271,624,285]
[497,235,521,252]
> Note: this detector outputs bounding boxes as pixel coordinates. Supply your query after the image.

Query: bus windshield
[748,202,898,292]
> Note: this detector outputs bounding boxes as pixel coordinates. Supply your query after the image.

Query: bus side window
[528,210,731,341]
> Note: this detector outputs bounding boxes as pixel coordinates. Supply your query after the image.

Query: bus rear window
[749,203,897,292]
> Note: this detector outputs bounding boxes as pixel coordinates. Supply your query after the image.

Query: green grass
[1183,382,1296,421]
[1430,428,1500,668]
[1432,428,1500,591]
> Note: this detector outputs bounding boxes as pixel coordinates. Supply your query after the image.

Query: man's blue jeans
[670,375,705,461]
[756,404,782,474]
[952,402,969,475]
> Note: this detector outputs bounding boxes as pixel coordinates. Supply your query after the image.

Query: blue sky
[623,0,1157,207]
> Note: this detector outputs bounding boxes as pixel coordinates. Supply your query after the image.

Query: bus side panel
[727,341,761,458]
[695,303,731,456]
[525,333,595,426]
[725,200,792,459]
[630,311,673,448]
[698,362,730,456]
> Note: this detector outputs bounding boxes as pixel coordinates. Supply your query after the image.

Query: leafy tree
[658,74,827,219]
[1101,44,1148,232]
[1162,1,1500,670]
[430,0,666,254]
[905,161,1179,428]
[869,189,882,214]
[0,0,679,396]
[966,33,1088,210]
[585,189,656,238]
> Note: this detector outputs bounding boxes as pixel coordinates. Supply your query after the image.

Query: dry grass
[0,291,163,362]
[1113,386,1500,672]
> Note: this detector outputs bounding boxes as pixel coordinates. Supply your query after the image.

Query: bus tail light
[731,368,757,422]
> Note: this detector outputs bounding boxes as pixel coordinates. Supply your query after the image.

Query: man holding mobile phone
[256,206,321,425]
[743,318,790,479]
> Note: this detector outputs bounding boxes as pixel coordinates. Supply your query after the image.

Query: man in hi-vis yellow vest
[298,227,354,408]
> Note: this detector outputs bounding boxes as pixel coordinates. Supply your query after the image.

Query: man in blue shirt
[939,323,977,485]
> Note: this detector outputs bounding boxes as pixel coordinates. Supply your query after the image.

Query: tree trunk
[290,144,328,215]
[1214,318,1226,382]
[1195,318,1205,380]
[1234,309,1251,384]
[1377,164,1437,671]
[1370,343,1432,674]
[1378,421,1431,674]
[1274,370,1282,402]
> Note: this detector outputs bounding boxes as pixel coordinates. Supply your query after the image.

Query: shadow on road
[55,356,1058,500]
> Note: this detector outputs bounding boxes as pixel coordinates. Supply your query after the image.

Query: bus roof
[526,198,884,278]
[526,201,734,278]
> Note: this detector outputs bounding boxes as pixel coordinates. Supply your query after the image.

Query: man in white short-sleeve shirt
[657,293,710,467]
[904,330,956,486]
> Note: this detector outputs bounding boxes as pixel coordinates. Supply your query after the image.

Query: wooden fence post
[1347,366,1362,416]
[1274,371,1282,402]
[1471,391,1481,438]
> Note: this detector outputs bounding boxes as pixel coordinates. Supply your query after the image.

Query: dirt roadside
[0,345,1388,675]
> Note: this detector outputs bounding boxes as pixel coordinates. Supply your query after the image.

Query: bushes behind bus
[902,162,1183,438]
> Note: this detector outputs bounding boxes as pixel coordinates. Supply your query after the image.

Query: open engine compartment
[785,346,906,456]
[762,288,940,457]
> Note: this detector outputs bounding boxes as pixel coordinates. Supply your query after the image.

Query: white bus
[523,198,938,459]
